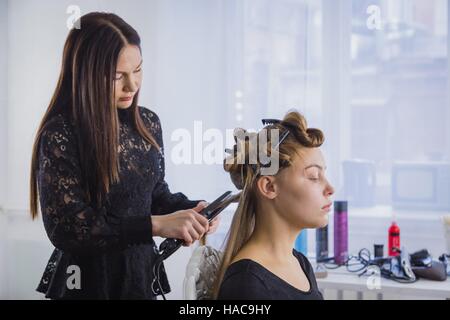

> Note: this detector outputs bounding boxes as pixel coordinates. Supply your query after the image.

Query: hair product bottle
[316,225,328,262]
[388,220,400,256]
[334,201,348,265]
[295,230,308,256]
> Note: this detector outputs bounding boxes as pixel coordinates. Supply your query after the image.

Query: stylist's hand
[151,207,209,246]
[193,201,221,235]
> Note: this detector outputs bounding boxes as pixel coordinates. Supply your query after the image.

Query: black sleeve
[217,271,273,300]
[141,109,200,215]
[37,116,153,255]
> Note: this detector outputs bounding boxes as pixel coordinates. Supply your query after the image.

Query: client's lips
[322,203,332,211]
[119,96,133,101]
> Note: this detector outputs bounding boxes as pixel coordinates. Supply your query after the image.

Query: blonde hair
[212,110,324,298]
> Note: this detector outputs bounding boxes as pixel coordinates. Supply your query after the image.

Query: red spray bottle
[388,218,400,256]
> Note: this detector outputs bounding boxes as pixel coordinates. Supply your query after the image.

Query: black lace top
[36,106,199,299]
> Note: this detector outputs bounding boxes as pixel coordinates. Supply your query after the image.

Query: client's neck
[248,204,300,263]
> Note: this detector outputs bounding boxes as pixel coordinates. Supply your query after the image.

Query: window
[345,0,448,210]
[232,0,322,128]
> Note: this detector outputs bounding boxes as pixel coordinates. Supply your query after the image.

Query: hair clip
[261,118,281,126]
[262,118,298,132]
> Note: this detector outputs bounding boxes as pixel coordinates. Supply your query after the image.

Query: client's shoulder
[217,259,273,300]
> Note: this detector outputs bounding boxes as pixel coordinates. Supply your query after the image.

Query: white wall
[150,0,231,202]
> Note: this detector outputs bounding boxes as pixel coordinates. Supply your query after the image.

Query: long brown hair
[213,111,324,298]
[30,12,159,219]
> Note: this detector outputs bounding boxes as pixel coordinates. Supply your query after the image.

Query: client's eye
[305,167,321,181]
[114,73,123,81]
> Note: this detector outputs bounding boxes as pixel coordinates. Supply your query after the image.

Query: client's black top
[36,106,198,299]
[218,250,323,300]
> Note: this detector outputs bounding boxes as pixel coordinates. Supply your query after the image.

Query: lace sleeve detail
[139,108,199,215]
[37,115,153,254]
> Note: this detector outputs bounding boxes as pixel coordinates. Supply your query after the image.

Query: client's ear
[256,175,278,200]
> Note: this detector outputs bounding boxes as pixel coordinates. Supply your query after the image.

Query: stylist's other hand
[192,201,209,214]
[151,208,209,246]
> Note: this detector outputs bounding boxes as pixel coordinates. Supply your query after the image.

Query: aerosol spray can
[388,220,400,256]
[316,226,328,262]
[334,201,348,265]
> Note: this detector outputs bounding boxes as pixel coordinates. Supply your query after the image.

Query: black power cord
[323,248,373,274]
[151,256,167,300]
[323,248,418,283]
